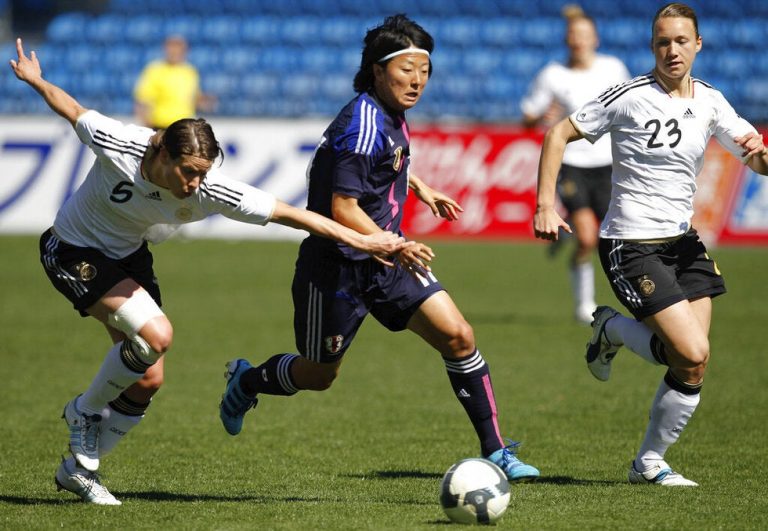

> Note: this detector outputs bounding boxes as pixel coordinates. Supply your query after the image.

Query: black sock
[240,354,300,396]
[443,349,504,457]
[109,392,150,416]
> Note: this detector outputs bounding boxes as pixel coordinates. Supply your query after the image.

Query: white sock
[99,405,144,457]
[605,315,661,365]
[636,378,700,471]
[78,343,145,415]
[570,261,596,311]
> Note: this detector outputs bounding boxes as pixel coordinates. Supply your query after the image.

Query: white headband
[377,47,431,63]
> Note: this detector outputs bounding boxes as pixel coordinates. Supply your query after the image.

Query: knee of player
[673,338,710,369]
[448,321,475,353]
[141,318,173,354]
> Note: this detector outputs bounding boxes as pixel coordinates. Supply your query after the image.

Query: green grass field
[1,235,767,529]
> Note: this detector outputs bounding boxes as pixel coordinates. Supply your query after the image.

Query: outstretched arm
[533,117,583,241]
[408,173,463,221]
[269,200,405,265]
[8,38,87,127]
[331,193,435,272]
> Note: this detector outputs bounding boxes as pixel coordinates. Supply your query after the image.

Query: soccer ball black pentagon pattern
[440,458,511,525]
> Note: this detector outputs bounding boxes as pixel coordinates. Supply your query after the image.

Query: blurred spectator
[134,35,216,129]
[521,4,630,324]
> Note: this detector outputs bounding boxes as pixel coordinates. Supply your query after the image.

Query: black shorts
[598,228,726,320]
[39,228,162,317]
[557,163,612,220]
[292,243,444,363]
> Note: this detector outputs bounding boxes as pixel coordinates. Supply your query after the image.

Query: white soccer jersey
[53,111,277,259]
[570,73,757,240]
[521,54,629,168]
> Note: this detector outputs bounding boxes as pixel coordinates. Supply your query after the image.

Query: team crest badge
[73,261,97,281]
[175,207,192,221]
[324,335,344,354]
[637,275,656,297]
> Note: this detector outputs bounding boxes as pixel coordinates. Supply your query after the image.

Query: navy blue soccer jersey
[305,93,411,260]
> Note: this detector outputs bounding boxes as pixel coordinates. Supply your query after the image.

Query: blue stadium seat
[201,73,239,98]
[280,16,321,46]
[599,18,645,49]
[520,18,562,48]
[439,18,482,47]
[199,16,242,44]
[162,16,202,40]
[461,47,503,76]
[86,14,126,44]
[102,44,144,72]
[123,15,165,44]
[503,49,553,78]
[239,73,280,98]
[240,16,282,46]
[729,20,766,49]
[480,18,522,48]
[319,17,362,47]
[46,13,91,43]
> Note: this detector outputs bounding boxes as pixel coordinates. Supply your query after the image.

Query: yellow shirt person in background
[134,35,215,129]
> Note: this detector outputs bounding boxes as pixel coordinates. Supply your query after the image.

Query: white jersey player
[521,9,630,324]
[534,3,767,487]
[9,37,405,505]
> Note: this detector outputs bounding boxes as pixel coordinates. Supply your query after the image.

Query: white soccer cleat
[628,461,699,487]
[585,306,621,381]
[62,397,101,472]
[55,456,122,505]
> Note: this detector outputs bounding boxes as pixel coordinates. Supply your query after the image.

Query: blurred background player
[133,34,216,129]
[534,3,768,486]
[9,36,404,505]
[521,5,629,324]
[218,14,540,483]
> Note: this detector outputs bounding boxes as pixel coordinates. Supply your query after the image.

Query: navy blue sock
[443,350,504,457]
[240,354,299,397]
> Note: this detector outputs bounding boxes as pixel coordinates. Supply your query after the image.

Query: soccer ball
[439,458,511,525]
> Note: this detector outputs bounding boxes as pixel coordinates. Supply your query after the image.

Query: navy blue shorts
[598,228,726,320]
[557,163,612,220]
[292,243,444,363]
[39,228,162,317]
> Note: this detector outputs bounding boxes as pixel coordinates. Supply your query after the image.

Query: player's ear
[372,62,385,81]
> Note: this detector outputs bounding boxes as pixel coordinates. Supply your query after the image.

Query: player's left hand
[397,240,435,275]
[9,38,42,84]
[361,231,406,267]
[735,132,767,159]
[414,185,463,221]
[533,206,572,241]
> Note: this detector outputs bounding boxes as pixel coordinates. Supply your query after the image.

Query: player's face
[373,53,430,112]
[652,17,701,80]
[566,19,598,60]
[166,155,212,199]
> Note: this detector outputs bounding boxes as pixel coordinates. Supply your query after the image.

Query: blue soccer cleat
[219,359,258,436]
[486,441,540,483]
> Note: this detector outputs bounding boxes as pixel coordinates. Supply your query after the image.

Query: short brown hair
[652,2,699,39]
[162,118,223,162]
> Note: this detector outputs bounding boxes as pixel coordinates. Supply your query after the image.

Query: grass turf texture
[1,235,767,529]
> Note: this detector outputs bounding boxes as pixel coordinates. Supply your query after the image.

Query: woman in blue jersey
[10,37,404,505]
[219,14,540,483]
[534,3,767,486]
